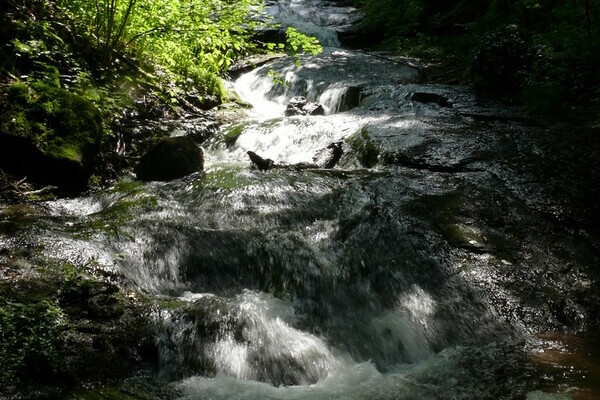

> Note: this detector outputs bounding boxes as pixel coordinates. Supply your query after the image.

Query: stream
[3,0,600,399]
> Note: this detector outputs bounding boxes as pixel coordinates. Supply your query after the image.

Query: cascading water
[275,0,361,47]
[7,0,600,398]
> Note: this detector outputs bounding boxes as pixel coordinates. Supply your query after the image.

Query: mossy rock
[0,82,103,191]
[223,123,246,147]
[347,127,379,168]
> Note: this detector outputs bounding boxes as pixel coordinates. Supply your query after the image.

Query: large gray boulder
[136,136,203,181]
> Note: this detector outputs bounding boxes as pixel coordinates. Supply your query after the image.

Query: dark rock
[248,146,340,171]
[410,92,453,108]
[252,28,286,48]
[347,128,379,168]
[0,265,157,398]
[185,93,220,111]
[285,96,326,116]
[310,104,326,116]
[338,86,363,112]
[324,142,343,169]
[309,104,326,116]
[337,29,384,49]
[314,142,344,169]
[181,117,220,145]
[247,151,275,171]
[0,82,103,192]
[136,136,204,181]
[60,279,123,320]
[284,97,306,116]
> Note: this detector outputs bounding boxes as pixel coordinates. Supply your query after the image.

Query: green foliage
[472,24,531,93]
[285,27,323,64]
[353,0,424,37]
[266,27,323,86]
[92,0,138,64]
[0,256,157,397]
[58,0,268,100]
[1,12,79,84]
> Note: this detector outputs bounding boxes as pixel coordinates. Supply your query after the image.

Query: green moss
[108,180,144,195]
[5,82,31,103]
[223,123,245,147]
[71,193,158,239]
[1,110,32,137]
[347,127,379,168]
[204,167,252,190]
[0,81,102,165]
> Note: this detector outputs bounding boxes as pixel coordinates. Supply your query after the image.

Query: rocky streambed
[2,0,600,399]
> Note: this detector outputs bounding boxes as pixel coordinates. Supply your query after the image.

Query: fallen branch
[247,142,342,171]
[0,170,52,210]
[23,186,58,196]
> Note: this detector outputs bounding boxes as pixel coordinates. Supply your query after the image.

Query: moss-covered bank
[0,255,158,399]
[0,82,103,191]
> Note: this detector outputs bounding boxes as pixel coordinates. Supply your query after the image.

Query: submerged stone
[135,136,204,181]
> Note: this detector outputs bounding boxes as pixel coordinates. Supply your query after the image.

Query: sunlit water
[5,0,599,399]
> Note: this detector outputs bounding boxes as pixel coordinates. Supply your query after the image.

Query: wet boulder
[136,136,203,181]
[178,116,220,145]
[0,82,103,192]
[0,264,157,397]
[347,128,379,168]
[247,151,276,171]
[284,96,326,116]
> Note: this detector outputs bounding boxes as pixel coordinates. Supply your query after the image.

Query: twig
[0,170,51,211]
[23,186,57,196]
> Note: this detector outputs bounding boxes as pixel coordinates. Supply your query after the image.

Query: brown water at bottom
[533,333,600,400]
